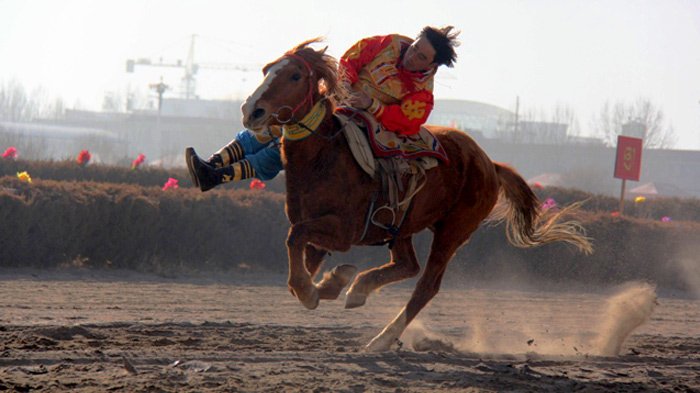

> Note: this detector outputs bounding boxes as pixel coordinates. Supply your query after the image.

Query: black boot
[185,147,224,192]
[208,153,225,168]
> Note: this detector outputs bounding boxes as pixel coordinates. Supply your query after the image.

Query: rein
[282,102,364,142]
[282,100,328,141]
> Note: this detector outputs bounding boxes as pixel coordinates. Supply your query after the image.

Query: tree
[592,97,676,149]
[102,85,149,112]
[0,79,65,121]
[551,103,581,139]
[29,86,65,120]
[0,79,30,121]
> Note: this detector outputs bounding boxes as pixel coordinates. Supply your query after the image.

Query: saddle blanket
[335,107,449,161]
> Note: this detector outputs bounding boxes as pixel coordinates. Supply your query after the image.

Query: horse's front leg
[304,245,356,300]
[286,215,353,310]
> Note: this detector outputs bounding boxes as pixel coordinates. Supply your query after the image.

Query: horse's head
[242,38,338,133]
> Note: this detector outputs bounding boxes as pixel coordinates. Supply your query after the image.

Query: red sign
[614,135,643,181]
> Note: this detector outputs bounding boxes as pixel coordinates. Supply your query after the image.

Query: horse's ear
[319,45,328,55]
[261,60,276,76]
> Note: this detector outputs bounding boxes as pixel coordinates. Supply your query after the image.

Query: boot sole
[185,148,200,188]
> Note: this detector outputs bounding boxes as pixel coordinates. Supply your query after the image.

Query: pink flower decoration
[541,197,557,211]
[76,150,91,166]
[532,182,543,190]
[2,147,17,159]
[611,211,621,217]
[162,177,179,191]
[661,216,672,222]
[250,178,266,190]
[131,154,146,170]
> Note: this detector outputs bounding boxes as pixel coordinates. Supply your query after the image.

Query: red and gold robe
[339,34,437,136]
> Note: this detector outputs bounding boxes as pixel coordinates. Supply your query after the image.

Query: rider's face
[402,35,436,72]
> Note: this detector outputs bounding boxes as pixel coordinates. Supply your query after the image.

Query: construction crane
[126,34,256,100]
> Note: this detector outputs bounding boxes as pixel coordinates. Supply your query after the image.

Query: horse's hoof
[299,287,320,310]
[344,290,367,309]
[364,335,394,352]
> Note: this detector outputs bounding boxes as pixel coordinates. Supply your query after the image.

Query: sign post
[613,135,643,214]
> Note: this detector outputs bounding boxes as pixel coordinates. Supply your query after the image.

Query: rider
[339,25,460,136]
[185,25,460,191]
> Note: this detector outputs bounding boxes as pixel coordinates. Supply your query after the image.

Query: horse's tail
[490,163,593,254]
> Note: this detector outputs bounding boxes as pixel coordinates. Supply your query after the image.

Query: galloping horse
[241,39,592,351]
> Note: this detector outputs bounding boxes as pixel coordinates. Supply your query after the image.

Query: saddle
[334,107,450,245]
[335,107,448,176]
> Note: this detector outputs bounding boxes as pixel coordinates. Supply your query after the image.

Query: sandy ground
[0,269,699,392]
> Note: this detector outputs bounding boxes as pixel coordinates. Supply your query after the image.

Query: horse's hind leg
[305,245,357,300]
[365,226,474,352]
[317,265,358,300]
[345,236,420,309]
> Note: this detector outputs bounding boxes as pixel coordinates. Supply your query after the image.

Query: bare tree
[592,97,676,149]
[102,85,151,113]
[49,97,66,120]
[0,79,30,121]
[29,87,65,120]
[551,103,581,140]
[0,79,65,121]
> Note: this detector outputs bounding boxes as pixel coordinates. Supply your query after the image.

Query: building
[0,121,125,162]
[428,99,513,140]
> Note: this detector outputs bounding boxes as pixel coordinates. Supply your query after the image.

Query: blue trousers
[235,130,283,181]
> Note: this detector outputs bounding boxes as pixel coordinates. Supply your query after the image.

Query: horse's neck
[284,113,337,162]
[282,110,344,181]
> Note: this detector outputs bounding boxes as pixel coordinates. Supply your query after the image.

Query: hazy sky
[1,0,699,149]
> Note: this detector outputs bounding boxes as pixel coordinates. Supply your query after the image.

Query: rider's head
[422,25,461,68]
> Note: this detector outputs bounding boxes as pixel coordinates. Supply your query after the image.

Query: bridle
[270,53,316,124]
[267,51,346,143]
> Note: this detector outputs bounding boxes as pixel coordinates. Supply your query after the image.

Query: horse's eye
[291,73,302,82]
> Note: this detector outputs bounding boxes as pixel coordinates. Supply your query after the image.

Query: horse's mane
[284,37,340,101]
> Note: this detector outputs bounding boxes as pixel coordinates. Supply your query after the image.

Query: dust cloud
[593,282,657,356]
[676,256,700,297]
[402,282,657,357]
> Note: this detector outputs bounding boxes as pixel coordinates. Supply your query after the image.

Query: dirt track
[1,269,699,392]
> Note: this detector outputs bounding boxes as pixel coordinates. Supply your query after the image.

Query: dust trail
[405,317,587,357]
[677,257,700,298]
[402,320,458,353]
[402,282,657,357]
[593,282,657,356]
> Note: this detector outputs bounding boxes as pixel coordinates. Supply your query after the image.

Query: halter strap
[281,53,315,122]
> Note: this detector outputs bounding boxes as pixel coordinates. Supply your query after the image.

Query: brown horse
[241,39,592,351]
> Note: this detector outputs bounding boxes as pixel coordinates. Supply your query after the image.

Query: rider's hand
[349,91,372,110]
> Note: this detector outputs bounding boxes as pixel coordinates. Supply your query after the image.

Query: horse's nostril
[252,108,265,120]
